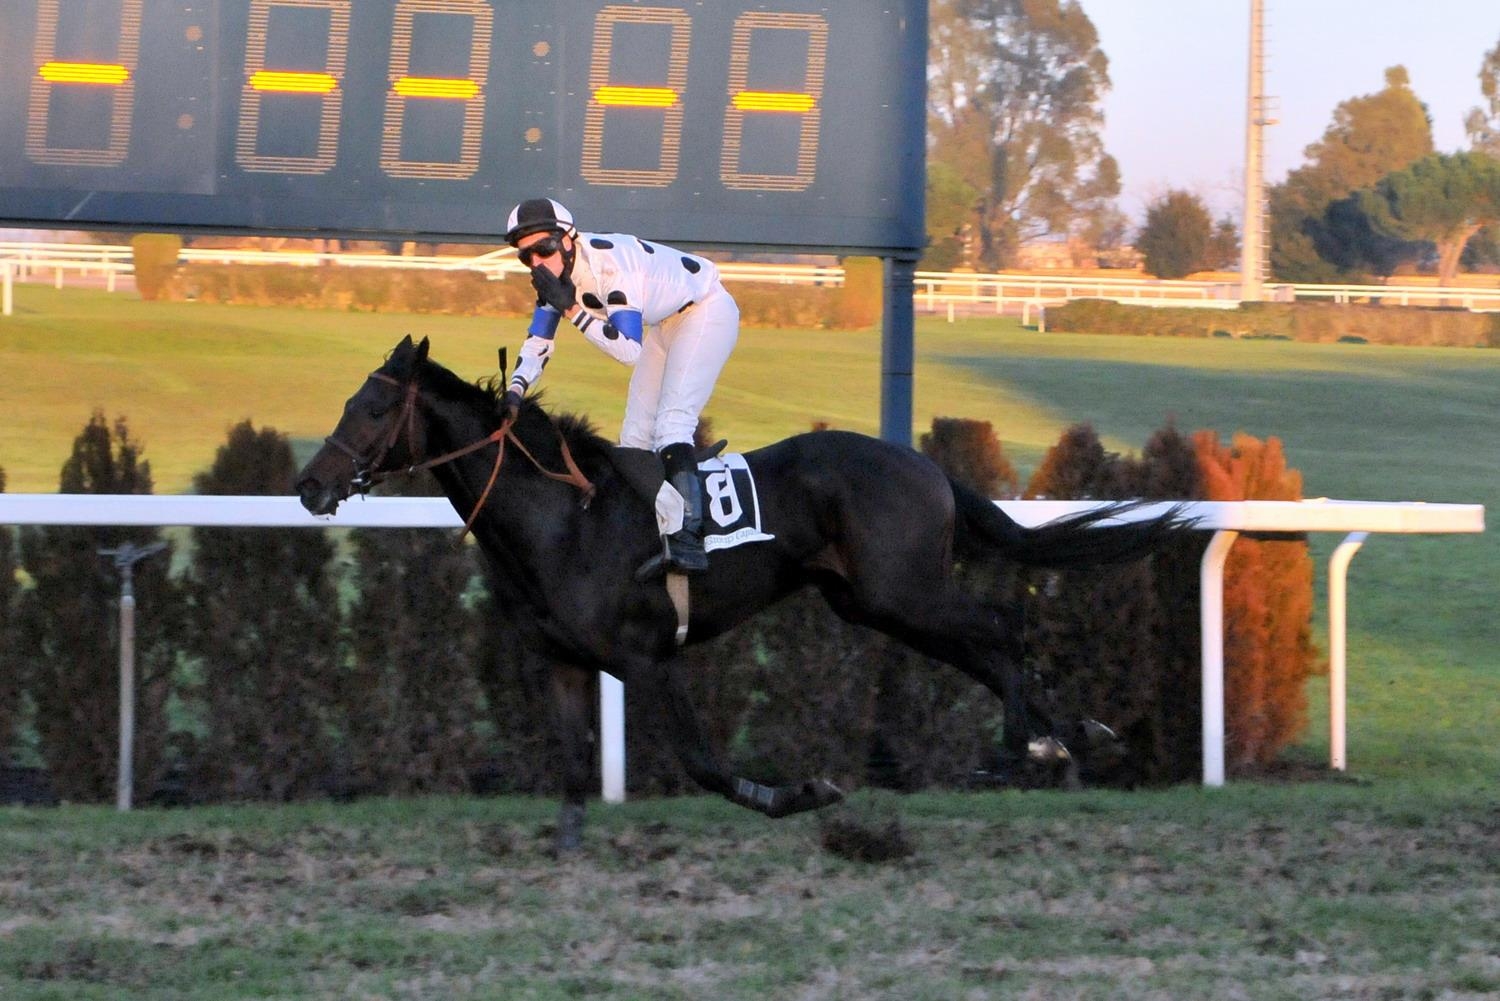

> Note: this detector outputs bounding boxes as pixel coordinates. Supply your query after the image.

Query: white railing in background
[6,240,1500,317]
[0,494,1483,801]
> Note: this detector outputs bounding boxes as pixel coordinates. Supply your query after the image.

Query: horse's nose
[297,477,336,515]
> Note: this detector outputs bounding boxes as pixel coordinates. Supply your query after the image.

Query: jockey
[502,197,740,578]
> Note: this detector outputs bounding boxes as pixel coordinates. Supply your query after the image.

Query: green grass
[1,287,1497,996]
[1,788,1496,999]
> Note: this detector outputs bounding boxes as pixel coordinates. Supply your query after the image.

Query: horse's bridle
[323,372,422,494]
[324,369,595,539]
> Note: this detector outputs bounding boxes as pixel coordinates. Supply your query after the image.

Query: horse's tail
[950,480,1195,568]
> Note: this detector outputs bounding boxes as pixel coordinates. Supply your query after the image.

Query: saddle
[605,439,728,504]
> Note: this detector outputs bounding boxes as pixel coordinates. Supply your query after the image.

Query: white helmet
[504,197,577,246]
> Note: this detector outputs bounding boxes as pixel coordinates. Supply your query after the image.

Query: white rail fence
[7,241,1500,318]
[0,494,1483,804]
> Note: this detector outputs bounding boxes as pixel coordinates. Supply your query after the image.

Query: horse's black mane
[414,355,615,464]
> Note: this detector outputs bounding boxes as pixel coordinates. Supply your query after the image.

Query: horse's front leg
[632,657,844,819]
[549,663,595,853]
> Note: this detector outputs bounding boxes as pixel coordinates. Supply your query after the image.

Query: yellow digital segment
[392,76,480,100]
[732,91,815,113]
[235,0,350,175]
[26,0,142,166]
[379,0,492,180]
[721,12,827,192]
[38,62,131,86]
[248,70,338,93]
[580,6,691,188]
[593,86,678,108]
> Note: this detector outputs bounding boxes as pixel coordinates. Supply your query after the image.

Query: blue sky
[1077,1,1500,224]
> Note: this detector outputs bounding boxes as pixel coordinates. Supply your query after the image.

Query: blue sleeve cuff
[609,309,644,344]
[528,306,561,339]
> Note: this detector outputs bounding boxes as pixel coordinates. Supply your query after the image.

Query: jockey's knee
[650,408,700,451]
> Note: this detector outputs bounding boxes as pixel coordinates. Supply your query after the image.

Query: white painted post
[1327,532,1368,771]
[54,268,63,290]
[3,262,12,316]
[107,268,117,293]
[946,301,955,324]
[1021,301,1031,327]
[1200,530,1240,786]
[600,674,626,803]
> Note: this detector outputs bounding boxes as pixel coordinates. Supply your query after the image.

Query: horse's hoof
[766,778,844,818]
[812,778,845,809]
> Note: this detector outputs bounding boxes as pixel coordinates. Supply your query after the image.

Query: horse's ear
[395,334,414,352]
[416,336,430,364]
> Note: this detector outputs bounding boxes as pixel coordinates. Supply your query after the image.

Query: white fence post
[600,675,626,804]
[1327,532,1368,771]
[1199,530,1240,787]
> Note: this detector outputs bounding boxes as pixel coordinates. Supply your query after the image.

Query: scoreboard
[0,0,927,252]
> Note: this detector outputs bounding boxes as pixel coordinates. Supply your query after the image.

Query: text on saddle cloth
[652,453,775,551]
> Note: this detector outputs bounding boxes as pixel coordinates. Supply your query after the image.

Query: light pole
[1241,0,1277,301]
[98,540,167,811]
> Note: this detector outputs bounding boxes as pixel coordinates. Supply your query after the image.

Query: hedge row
[1048,298,1500,347]
[152,257,883,329]
[0,409,1316,804]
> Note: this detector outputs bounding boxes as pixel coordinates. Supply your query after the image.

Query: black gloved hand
[530,266,577,314]
[501,389,522,423]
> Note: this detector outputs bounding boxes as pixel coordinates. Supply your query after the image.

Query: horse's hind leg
[820,577,1045,760]
[629,656,844,819]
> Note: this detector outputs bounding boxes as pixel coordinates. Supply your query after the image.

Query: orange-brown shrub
[1018,421,1317,780]
[1194,431,1319,768]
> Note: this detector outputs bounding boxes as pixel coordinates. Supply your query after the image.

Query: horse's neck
[423,399,571,547]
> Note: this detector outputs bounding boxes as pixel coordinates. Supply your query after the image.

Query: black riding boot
[637,442,709,579]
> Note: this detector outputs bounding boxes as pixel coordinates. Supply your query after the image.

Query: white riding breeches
[618,283,739,451]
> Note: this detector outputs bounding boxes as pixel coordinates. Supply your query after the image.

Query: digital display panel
[0,0,927,253]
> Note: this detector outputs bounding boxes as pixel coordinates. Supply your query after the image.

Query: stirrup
[635,541,670,582]
[635,534,707,581]
[664,529,708,574]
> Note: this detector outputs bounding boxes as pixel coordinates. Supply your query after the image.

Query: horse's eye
[369,403,393,419]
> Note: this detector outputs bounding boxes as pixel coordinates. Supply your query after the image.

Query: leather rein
[323,370,595,540]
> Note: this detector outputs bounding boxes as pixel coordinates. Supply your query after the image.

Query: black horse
[297,336,1189,849]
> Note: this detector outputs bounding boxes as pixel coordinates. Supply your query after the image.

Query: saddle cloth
[606,445,774,553]
[697,453,775,552]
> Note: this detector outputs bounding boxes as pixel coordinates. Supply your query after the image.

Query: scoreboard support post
[880,255,916,447]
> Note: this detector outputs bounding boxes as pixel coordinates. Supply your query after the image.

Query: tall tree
[1464,39,1500,265]
[928,0,1119,268]
[1465,38,1500,156]
[1360,151,1500,285]
[15,414,178,802]
[181,420,340,800]
[1269,67,1433,281]
[1208,217,1241,270]
[1136,190,1214,279]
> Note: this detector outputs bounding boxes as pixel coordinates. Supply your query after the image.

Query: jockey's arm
[567,305,643,366]
[508,306,559,397]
